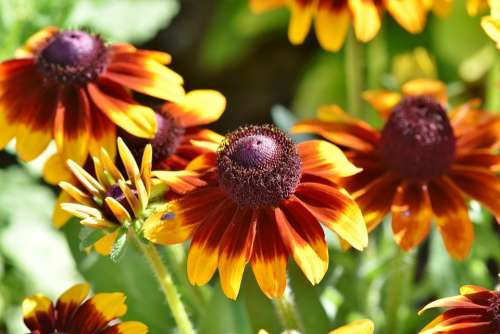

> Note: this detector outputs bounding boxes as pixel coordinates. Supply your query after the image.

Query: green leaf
[109,228,128,263]
[79,228,106,251]
[66,0,179,43]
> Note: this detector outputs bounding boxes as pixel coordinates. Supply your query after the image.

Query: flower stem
[385,248,414,334]
[273,290,303,332]
[132,233,195,334]
[345,29,365,118]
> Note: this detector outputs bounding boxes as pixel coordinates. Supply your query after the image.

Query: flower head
[22,283,147,334]
[0,27,185,184]
[144,124,367,300]
[122,89,226,195]
[249,0,427,52]
[419,285,500,333]
[293,79,500,259]
[56,138,155,256]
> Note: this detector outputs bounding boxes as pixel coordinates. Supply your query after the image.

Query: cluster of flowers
[0,2,498,333]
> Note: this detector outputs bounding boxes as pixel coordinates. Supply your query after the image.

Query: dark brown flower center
[102,183,137,222]
[217,125,302,208]
[378,96,456,182]
[488,292,500,330]
[36,30,108,85]
[123,106,185,165]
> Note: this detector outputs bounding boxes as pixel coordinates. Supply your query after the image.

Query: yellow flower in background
[481,1,500,48]
[249,0,426,52]
[293,79,500,259]
[258,319,374,334]
[0,27,185,182]
[22,283,147,334]
[55,138,155,256]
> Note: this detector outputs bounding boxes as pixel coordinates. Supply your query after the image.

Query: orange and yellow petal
[104,50,185,103]
[43,153,75,185]
[54,87,90,165]
[386,0,426,34]
[428,177,474,259]
[401,79,447,105]
[314,3,350,52]
[362,90,401,120]
[448,165,500,222]
[153,170,207,195]
[87,80,157,139]
[68,292,127,332]
[249,0,287,12]
[94,231,119,256]
[298,140,362,180]
[22,293,54,332]
[391,182,432,251]
[168,90,226,128]
[218,208,256,300]
[187,200,237,286]
[329,319,375,334]
[144,187,226,244]
[288,0,314,45]
[53,191,75,228]
[88,101,117,159]
[349,0,381,42]
[278,199,328,285]
[295,182,368,250]
[250,209,288,298]
[55,283,90,329]
[481,15,500,49]
[101,322,149,334]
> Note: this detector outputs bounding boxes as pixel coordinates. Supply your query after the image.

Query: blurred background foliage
[0,0,498,333]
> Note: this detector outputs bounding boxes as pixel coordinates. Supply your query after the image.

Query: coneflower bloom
[144,125,367,300]
[122,89,226,195]
[22,283,147,334]
[249,0,426,52]
[0,27,184,178]
[293,79,500,259]
[419,285,500,333]
[56,138,154,255]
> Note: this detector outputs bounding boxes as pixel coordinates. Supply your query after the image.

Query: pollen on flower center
[488,292,500,330]
[378,96,456,181]
[217,125,302,208]
[36,30,108,85]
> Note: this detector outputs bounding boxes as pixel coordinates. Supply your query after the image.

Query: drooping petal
[460,285,489,295]
[53,191,74,228]
[482,15,500,49]
[362,90,401,120]
[346,172,400,232]
[22,294,54,332]
[349,0,381,42]
[218,208,257,300]
[288,0,314,45]
[391,182,432,251]
[401,79,447,105]
[87,98,117,159]
[455,149,500,171]
[386,0,426,34]
[448,165,500,221]
[294,182,368,250]
[54,86,90,165]
[418,295,488,315]
[43,153,76,185]
[144,187,227,244]
[104,52,185,103]
[55,283,90,330]
[15,26,58,57]
[166,90,226,128]
[428,176,474,260]
[278,199,328,285]
[87,80,157,139]
[186,152,218,171]
[153,170,208,194]
[298,140,362,179]
[187,200,237,286]
[314,2,350,52]
[251,208,288,298]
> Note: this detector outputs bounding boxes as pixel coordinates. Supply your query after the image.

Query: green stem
[385,248,414,334]
[273,290,303,332]
[132,233,195,334]
[367,26,388,89]
[345,29,365,118]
